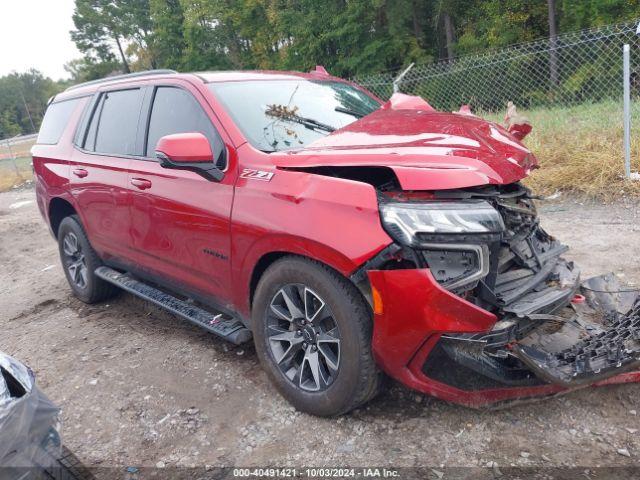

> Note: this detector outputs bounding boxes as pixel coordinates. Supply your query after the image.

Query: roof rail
[65,69,178,92]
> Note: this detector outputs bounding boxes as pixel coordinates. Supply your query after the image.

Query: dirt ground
[1,186,640,474]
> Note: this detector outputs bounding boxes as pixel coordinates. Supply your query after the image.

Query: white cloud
[0,0,81,80]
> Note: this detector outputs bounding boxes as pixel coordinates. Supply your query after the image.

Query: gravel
[1,188,640,471]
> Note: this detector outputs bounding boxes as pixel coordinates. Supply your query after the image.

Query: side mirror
[155,132,224,182]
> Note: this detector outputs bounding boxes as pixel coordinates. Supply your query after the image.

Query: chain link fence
[0,134,36,191]
[1,21,639,193]
[354,19,640,111]
[352,19,640,187]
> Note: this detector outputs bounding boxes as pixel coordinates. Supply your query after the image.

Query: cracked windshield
[209,80,380,152]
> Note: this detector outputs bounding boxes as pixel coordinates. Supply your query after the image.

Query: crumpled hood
[272,105,538,190]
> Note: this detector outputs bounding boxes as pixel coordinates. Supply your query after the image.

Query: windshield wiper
[266,110,336,133]
[265,103,336,133]
[334,106,369,118]
[294,114,336,133]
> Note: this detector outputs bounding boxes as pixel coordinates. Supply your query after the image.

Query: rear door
[126,81,235,303]
[33,96,85,222]
[70,87,144,261]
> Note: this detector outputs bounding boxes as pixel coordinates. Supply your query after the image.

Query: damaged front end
[360,182,640,406]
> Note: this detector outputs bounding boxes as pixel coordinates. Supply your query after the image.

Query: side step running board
[95,266,252,345]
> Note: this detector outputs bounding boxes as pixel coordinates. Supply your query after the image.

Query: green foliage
[2,1,638,137]
[560,0,640,30]
[66,0,640,80]
[64,57,121,83]
[150,0,186,69]
[72,0,156,73]
[0,70,66,140]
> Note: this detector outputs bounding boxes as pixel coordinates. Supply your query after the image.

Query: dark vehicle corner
[0,351,92,479]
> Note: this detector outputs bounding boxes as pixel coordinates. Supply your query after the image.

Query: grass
[0,137,35,160]
[0,157,33,192]
[484,100,640,199]
[0,137,35,192]
[0,101,638,197]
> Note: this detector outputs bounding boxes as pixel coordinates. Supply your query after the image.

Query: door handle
[72,168,88,178]
[130,178,152,190]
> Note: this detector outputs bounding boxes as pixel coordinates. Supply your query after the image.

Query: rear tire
[57,215,118,304]
[252,256,383,416]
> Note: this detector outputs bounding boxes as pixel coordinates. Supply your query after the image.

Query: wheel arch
[239,235,374,319]
[249,252,289,308]
[48,197,78,238]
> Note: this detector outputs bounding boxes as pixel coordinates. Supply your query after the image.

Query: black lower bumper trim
[513,301,640,387]
[422,338,543,391]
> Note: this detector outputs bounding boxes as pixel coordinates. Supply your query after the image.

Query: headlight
[380,200,504,247]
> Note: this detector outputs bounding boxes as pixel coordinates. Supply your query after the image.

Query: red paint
[571,294,586,304]
[381,92,435,111]
[368,268,640,408]
[367,268,496,374]
[457,105,474,116]
[155,132,213,163]
[31,70,638,407]
[509,122,533,140]
[272,104,538,189]
[311,65,330,75]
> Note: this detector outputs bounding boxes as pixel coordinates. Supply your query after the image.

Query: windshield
[208,80,380,152]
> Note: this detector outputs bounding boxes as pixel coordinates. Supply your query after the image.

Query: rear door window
[145,87,224,164]
[84,88,143,156]
[37,98,80,144]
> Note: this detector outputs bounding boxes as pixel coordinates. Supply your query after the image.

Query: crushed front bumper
[368,268,640,408]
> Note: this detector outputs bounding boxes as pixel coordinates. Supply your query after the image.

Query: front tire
[252,256,382,416]
[57,215,118,304]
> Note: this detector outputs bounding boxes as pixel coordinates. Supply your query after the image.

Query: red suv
[33,69,640,416]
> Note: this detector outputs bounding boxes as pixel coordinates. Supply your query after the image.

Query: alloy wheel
[62,232,88,289]
[266,283,341,392]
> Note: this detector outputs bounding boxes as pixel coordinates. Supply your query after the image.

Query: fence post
[623,44,631,179]
[6,137,22,180]
[393,63,415,94]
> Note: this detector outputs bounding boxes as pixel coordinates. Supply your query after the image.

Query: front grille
[421,248,481,285]
[419,244,489,292]
[425,182,575,314]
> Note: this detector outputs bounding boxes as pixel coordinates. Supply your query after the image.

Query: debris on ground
[1,188,639,468]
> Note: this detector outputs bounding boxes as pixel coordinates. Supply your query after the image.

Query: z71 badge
[240,168,274,181]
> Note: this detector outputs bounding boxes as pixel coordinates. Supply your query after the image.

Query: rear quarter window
[36,98,80,145]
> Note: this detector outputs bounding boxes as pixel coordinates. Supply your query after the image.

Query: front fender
[230,167,392,318]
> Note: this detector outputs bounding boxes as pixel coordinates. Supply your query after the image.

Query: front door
[127,83,234,303]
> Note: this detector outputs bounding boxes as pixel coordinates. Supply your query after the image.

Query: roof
[196,69,341,83]
[56,68,343,102]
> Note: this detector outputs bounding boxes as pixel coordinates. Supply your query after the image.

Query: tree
[150,0,185,69]
[559,0,640,30]
[71,0,130,72]
[120,0,158,69]
[0,70,65,138]
[180,0,239,71]
[66,0,640,84]
[64,57,121,82]
[71,0,158,73]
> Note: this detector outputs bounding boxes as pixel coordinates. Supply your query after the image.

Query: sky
[0,0,80,80]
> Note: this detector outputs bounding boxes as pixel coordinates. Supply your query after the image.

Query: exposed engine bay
[354,181,640,392]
